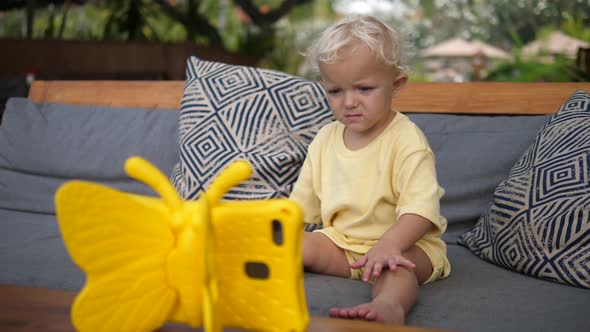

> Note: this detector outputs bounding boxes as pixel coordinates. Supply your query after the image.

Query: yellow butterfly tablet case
[55,156,308,332]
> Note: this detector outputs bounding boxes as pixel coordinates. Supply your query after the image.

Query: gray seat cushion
[0,209,84,290]
[304,244,590,332]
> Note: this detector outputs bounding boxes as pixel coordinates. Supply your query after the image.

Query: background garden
[1,0,589,82]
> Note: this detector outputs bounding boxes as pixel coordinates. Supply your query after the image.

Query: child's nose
[343,92,357,108]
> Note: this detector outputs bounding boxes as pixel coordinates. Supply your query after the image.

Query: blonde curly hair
[306,15,409,75]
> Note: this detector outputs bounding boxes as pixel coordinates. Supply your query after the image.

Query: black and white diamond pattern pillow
[459,90,590,288]
[171,56,333,200]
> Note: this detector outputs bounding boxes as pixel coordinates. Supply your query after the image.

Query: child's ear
[392,74,408,96]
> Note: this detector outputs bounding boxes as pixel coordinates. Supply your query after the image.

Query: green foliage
[561,13,590,42]
[257,23,300,72]
[0,10,25,38]
[406,59,431,83]
[145,12,186,42]
[1,0,588,80]
[251,0,334,75]
[489,12,590,83]
[410,0,590,50]
[485,56,590,82]
[103,0,185,41]
[199,0,241,50]
[1,4,109,40]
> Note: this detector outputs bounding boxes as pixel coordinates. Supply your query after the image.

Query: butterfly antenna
[205,160,252,205]
[125,156,183,213]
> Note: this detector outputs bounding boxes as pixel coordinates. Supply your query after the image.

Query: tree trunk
[58,0,71,39]
[26,0,36,39]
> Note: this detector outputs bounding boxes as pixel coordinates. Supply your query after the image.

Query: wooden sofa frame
[28,81,590,115]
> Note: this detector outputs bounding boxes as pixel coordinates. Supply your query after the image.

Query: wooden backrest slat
[29,81,590,114]
[394,82,590,114]
[28,81,184,109]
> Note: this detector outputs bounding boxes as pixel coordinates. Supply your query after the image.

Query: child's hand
[351,243,416,282]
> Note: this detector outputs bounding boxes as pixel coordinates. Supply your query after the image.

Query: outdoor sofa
[1,57,589,332]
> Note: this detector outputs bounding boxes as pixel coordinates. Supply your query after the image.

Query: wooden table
[0,285,452,332]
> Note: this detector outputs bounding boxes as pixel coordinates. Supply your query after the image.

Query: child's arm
[351,213,435,282]
[289,149,322,225]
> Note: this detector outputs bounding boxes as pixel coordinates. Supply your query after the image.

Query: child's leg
[328,245,433,325]
[303,232,350,278]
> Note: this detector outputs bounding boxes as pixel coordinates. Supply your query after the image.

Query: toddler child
[290,15,451,325]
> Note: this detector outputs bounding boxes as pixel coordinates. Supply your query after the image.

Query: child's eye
[358,86,374,93]
[327,89,342,96]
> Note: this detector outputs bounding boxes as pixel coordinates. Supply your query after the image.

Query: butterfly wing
[55,181,177,332]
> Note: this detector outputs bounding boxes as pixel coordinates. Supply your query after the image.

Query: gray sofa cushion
[1,100,588,332]
[0,209,84,290]
[408,113,551,242]
[0,98,180,214]
[410,244,590,332]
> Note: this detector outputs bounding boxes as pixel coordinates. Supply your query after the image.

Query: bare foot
[328,299,405,325]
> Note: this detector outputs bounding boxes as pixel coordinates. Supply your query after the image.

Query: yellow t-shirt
[290,112,448,272]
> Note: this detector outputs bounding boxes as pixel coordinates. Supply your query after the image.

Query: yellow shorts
[343,238,450,284]
[343,250,368,281]
[415,237,451,284]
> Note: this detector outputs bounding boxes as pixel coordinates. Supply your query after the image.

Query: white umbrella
[522,31,589,59]
[470,40,513,60]
[421,37,511,60]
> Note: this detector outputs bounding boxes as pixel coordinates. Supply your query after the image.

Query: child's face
[319,44,406,141]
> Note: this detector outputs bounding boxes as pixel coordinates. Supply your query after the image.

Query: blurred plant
[560,13,590,42]
[17,3,109,39]
[0,1,314,54]
[41,0,71,39]
[0,10,26,37]
[407,0,590,51]
[485,56,590,82]
[104,0,158,41]
[101,0,217,42]
[152,0,222,45]
[485,15,590,82]
[258,0,335,76]
[485,29,589,83]
[2,0,589,77]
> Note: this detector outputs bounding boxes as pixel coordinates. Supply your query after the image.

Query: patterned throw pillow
[170,56,333,200]
[459,90,590,288]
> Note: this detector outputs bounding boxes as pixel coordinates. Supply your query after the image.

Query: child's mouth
[345,114,362,120]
